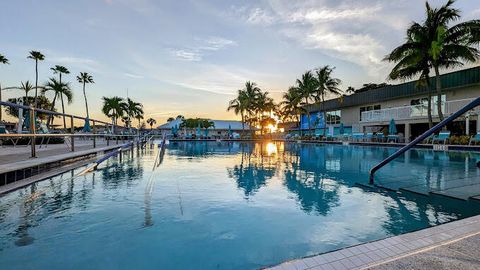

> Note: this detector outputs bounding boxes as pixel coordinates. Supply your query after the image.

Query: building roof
[158,119,252,130]
[305,66,480,113]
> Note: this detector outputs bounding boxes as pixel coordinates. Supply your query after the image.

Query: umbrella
[389,119,397,135]
[339,123,344,135]
[204,128,209,137]
[23,110,37,131]
[228,124,232,138]
[83,118,91,132]
[196,123,201,137]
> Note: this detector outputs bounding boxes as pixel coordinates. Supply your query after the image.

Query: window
[326,110,341,125]
[359,105,381,120]
[410,95,446,117]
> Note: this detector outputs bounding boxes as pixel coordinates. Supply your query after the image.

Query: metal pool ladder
[369,97,480,185]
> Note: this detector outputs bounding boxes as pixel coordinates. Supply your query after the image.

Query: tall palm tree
[0,53,9,122]
[227,89,248,130]
[43,78,73,129]
[254,91,275,135]
[146,118,156,130]
[243,81,261,128]
[28,51,45,108]
[102,96,126,133]
[280,86,305,125]
[77,72,94,119]
[125,98,144,131]
[296,71,317,132]
[3,81,36,105]
[314,66,342,136]
[385,22,435,127]
[413,0,479,120]
[50,65,70,126]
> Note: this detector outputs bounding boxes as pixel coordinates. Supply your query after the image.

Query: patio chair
[387,134,400,143]
[352,133,364,142]
[469,133,480,145]
[423,134,434,144]
[365,132,374,142]
[432,131,451,145]
[375,132,385,142]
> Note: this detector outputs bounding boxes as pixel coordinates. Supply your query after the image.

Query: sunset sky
[1,0,479,124]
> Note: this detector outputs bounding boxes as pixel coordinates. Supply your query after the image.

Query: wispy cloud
[246,8,276,25]
[124,72,144,79]
[170,36,236,62]
[48,55,102,73]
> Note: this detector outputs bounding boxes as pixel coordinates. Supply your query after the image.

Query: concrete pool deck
[267,215,480,270]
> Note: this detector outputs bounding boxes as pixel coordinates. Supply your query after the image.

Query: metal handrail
[369,97,480,185]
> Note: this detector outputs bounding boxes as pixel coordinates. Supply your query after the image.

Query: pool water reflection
[1,142,480,270]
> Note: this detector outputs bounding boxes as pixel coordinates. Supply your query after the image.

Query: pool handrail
[369,97,480,185]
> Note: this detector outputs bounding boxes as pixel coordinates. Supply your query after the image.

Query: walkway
[267,215,480,270]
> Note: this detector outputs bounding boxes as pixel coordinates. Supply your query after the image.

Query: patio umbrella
[83,118,91,132]
[389,119,397,135]
[339,123,344,135]
[23,110,37,131]
[204,128,209,137]
[228,124,232,137]
[196,124,201,137]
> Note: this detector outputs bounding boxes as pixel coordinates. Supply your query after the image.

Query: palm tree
[392,0,480,121]
[102,96,126,133]
[146,118,157,130]
[242,81,261,128]
[296,71,317,132]
[254,91,275,135]
[43,78,73,129]
[125,98,144,131]
[345,86,355,94]
[385,22,435,127]
[77,72,94,119]
[314,66,342,136]
[0,53,9,122]
[3,81,36,105]
[227,89,248,130]
[50,65,70,126]
[280,86,305,125]
[28,51,45,108]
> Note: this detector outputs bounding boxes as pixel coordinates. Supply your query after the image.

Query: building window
[326,110,341,125]
[359,105,381,120]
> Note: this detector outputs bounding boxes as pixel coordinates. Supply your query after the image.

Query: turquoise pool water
[1,142,480,269]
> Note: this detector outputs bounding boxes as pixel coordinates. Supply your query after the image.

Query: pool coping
[265,215,480,270]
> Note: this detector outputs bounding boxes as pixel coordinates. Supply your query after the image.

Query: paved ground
[268,215,480,270]
[0,137,125,166]
[367,234,480,270]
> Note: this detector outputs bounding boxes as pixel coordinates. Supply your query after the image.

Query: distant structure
[157,119,254,139]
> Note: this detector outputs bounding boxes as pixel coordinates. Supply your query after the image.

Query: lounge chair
[375,132,385,142]
[352,133,364,142]
[365,132,374,142]
[469,133,480,145]
[432,131,451,145]
[387,134,400,143]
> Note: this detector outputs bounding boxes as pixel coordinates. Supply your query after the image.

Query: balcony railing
[360,98,479,123]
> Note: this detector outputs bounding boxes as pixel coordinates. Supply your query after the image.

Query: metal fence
[0,101,141,158]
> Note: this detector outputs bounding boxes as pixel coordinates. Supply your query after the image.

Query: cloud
[47,55,102,73]
[170,37,236,62]
[246,8,276,25]
[124,73,144,79]
[236,1,410,77]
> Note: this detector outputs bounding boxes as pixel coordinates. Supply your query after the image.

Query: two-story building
[301,67,480,142]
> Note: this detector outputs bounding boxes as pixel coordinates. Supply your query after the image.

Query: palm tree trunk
[48,93,58,127]
[34,60,39,108]
[61,94,66,130]
[305,98,310,135]
[434,65,444,121]
[83,83,90,119]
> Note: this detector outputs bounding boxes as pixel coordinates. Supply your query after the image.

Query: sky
[1,0,479,125]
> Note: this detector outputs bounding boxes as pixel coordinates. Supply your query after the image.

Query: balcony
[360,98,479,123]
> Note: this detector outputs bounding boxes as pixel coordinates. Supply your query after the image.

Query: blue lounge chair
[387,134,400,143]
[352,133,364,142]
[432,131,451,145]
[365,132,374,142]
[375,132,385,142]
[469,133,480,145]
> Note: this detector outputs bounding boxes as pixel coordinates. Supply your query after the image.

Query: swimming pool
[1,141,480,269]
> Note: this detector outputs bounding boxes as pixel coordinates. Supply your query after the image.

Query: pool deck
[266,215,480,270]
[0,138,125,186]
